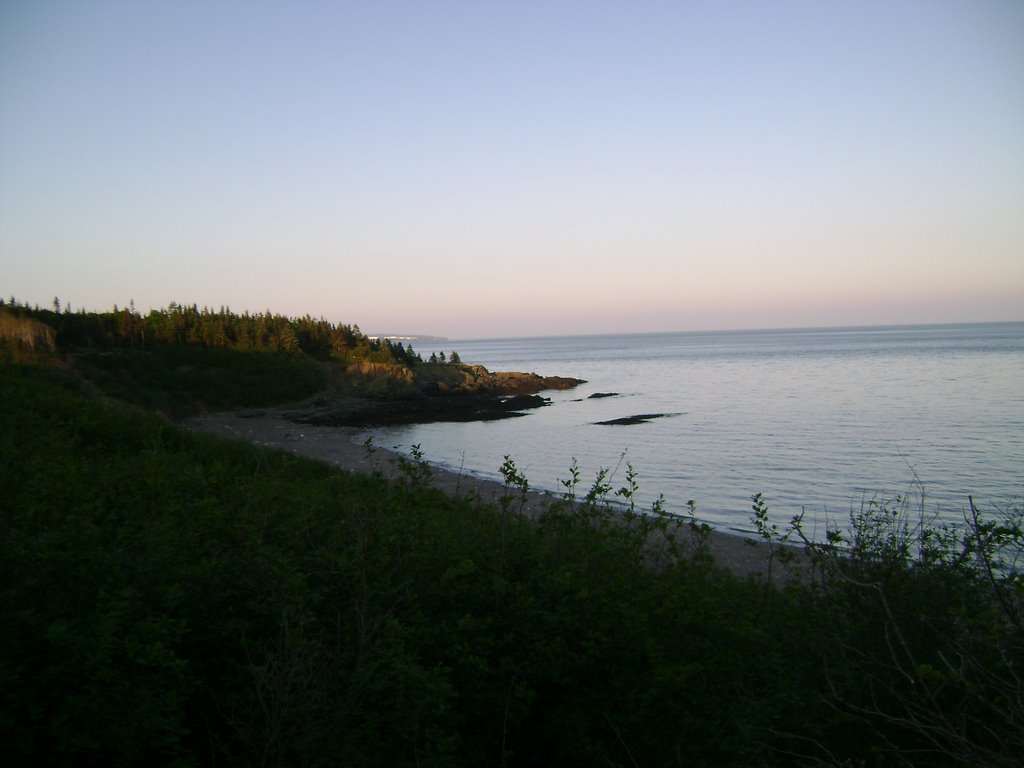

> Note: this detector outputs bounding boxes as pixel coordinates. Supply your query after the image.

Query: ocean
[363,323,1024,537]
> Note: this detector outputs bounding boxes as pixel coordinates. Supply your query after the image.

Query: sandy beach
[185,409,795,580]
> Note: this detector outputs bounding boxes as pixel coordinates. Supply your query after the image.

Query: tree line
[2,297,424,365]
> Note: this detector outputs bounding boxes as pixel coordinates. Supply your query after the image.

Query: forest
[1,302,1022,766]
[1,297,423,363]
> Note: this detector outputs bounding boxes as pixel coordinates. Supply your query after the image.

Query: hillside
[0,302,583,422]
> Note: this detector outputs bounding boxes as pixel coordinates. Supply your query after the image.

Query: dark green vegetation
[2,297,423,364]
[0,299,419,417]
[2,304,1022,766]
[0,300,582,423]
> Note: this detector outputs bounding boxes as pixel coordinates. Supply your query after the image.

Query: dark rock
[294,392,554,428]
[290,360,583,427]
[594,413,674,426]
[483,370,586,396]
[588,392,620,399]
[501,394,550,410]
[416,365,585,397]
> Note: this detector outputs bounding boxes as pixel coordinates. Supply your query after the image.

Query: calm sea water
[365,323,1024,536]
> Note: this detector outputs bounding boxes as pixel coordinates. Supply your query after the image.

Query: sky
[1,1,1022,339]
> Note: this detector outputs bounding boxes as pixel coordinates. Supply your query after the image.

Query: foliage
[753,492,1024,766]
[76,344,326,417]
[1,354,1021,766]
[392,442,434,488]
[0,301,431,415]
[1,299,421,366]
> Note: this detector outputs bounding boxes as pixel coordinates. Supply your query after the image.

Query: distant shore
[185,408,795,580]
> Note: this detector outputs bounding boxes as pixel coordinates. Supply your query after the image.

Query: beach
[185,408,793,580]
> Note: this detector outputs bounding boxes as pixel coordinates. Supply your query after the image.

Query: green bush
[2,359,1021,766]
[76,344,325,416]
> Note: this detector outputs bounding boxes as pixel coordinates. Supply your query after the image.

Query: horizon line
[448,319,1024,344]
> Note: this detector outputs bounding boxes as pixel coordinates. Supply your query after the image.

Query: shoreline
[185,409,558,514]
[184,409,797,579]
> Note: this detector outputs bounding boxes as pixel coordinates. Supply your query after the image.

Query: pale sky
[1,0,1022,339]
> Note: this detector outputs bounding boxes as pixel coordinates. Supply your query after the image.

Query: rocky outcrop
[292,392,554,428]
[0,312,56,352]
[486,370,584,395]
[295,361,586,427]
[346,361,415,383]
[419,364,585,396]
[594,413,677,426]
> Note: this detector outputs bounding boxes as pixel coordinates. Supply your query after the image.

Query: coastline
[185,409,797,580]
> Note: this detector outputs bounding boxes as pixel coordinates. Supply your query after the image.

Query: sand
[184,409,800,580]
